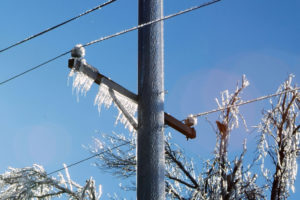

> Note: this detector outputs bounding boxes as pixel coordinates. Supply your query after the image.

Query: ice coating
[112,90,138,132]
[94,83,138,133]
[185,114,197,126]
[94,84,114,112]
[71,44,85,58]
[68,55,137,132]
[0,164,102,199]
[68,58,94,101]
[72,71,94,96]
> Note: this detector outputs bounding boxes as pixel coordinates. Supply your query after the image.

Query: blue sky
[0,0,299,199]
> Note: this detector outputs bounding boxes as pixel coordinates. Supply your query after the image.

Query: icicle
[68,44,97,101]
[111,89,138,132]
[94,82,138,133]
[94,83,114,113]
[68,58,95,101]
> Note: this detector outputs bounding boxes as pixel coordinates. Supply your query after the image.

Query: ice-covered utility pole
[68,0,197,198]
[137,0,165,199]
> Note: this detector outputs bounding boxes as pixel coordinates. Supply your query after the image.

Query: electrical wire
[190,87,300,118]
[0,0,222,86]
[83,0,221,47]
[1,0,296,181]
[46,88,299,176]
[47,142,129,176]
[0,0,117,54]
[0,50,70,85]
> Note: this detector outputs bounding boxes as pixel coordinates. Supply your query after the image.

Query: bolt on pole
[137,0,165,199]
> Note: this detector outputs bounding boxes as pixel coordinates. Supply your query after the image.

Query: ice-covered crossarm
[68,44,138,132]
[67,45,196,137]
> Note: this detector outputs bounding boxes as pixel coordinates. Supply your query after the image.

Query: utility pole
[137,0,165,199]
[68,1,196,198]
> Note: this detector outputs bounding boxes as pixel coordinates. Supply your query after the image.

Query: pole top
[71,44,85,58]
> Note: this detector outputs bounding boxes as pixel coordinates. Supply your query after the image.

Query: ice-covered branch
[88,75,300,200]
[257,74,299,199]
[0,164,102,200]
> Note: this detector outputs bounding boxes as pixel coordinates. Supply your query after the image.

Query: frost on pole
[94,83,138,133]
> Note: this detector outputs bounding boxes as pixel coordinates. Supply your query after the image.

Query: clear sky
[0,0,299,199]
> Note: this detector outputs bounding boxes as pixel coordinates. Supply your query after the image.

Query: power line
[47,142,129,176]
[0,0,117,54]
[190,87,300,118]
[0,0,221,86]
[0,50,70,86]
[46,88,300,176]
[84,0,221,47]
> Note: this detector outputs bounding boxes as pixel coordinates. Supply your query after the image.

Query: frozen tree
[202,75,265,200]
[0,164,102,200]
[89,75,274,199]
[257,74,299,200]
[3,75,297,199]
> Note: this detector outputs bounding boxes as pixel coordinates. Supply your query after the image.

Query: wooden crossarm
[68,58,196,139]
